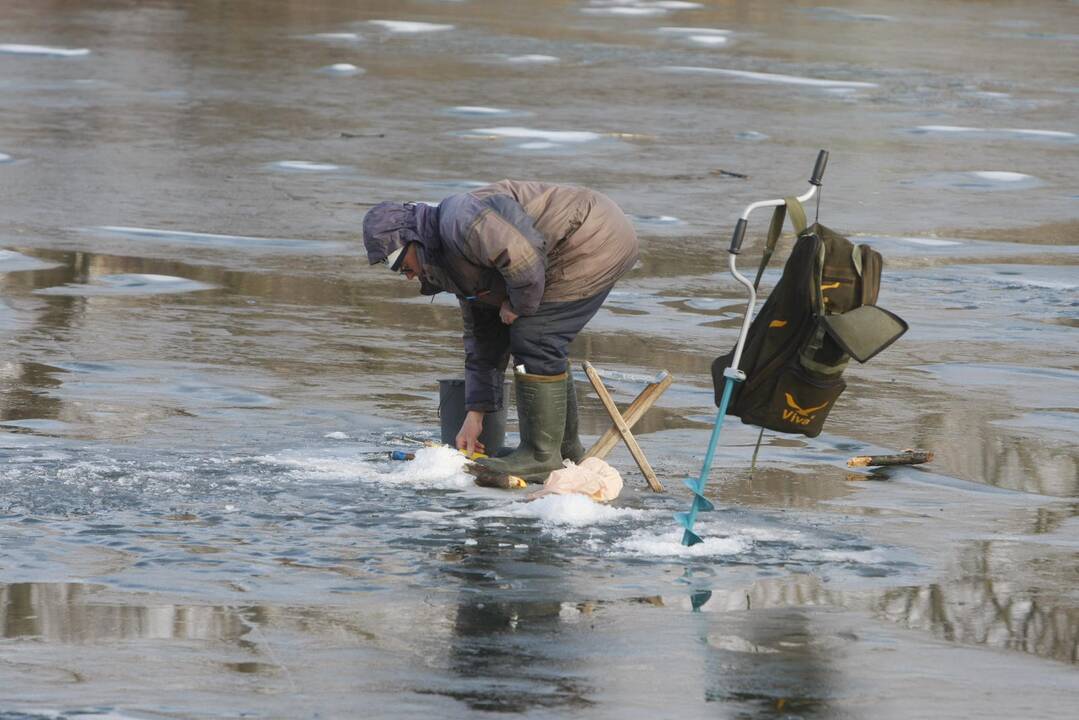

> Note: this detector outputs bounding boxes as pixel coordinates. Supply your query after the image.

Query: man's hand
[499,300,518,325]
[456,410,486,456]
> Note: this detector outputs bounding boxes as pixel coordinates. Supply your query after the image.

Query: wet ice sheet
[442,106,520,117]
[0,44,90,57]
[457,126,602,143]
[0,438,919,587]
[657,27,733,46]
[367,20,454,33]
[316,63,363,77]
[83,227,349,254]
[270,160,343,171]
[661,65,878,89]
[33,274,216,296]
[907,125,1077,141]
[803,6,895,22]
[888,264,1079,330]
[503,54,559,64]
[453,126,616,152]
[19,361,282,433]
[917,363,1079,412]
[903,170,1044,190]
[0,249,62,273]
[302,32,364,43]
[856,234,1079,260]
[581,1,703,17]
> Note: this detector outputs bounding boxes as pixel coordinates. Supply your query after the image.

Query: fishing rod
[677,150,829,546]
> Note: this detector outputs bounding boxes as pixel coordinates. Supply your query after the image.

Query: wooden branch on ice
[847,450,934,468]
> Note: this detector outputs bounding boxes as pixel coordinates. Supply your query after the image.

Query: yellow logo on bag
[782,393,830,426]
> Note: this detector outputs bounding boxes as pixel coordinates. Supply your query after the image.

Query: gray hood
[361,201,452,295]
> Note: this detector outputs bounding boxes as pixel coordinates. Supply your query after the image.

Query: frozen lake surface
[0,0,1076,718]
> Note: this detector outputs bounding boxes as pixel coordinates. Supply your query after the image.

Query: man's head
[362,201,417,270]
[362,200,444,291]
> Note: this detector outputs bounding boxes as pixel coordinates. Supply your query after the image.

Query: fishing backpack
[711,198,907,437]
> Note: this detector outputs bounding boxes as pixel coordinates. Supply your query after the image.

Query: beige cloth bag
[527,457,623,503]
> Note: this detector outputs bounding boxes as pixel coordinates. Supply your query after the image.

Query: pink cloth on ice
[527,457,623,502]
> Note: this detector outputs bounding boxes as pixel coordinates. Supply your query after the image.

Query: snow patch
[368,20,454,33]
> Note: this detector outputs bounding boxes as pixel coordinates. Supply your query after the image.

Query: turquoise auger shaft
[677,375,740,546]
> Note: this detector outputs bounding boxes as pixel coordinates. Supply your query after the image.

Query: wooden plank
[584,371,672,461]
[582,362,664,493]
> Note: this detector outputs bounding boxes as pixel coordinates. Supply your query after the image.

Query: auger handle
[810,149,829,186]
[728,149,829,255]
[728,218,748,254]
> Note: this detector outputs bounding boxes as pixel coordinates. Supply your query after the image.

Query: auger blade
[674,511,694,530]
[691,494,715,513]
[682,478,715,512]
[681,528,704,546]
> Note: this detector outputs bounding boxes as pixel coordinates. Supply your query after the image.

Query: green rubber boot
[561,379,585,463]
[473,371,568,484]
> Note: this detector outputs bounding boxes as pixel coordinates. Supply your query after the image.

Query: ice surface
[804,7,894,22]
[367,20,454,33]
[687,35,729,45]
[483,494,652,527]
[583,7,667,16]
[583,1,702,16]
[259,445,473,490]
[445,106,514,116]
[33,274,216,296]
[0,44,90,57]
[272,160,342,171]
[662,66,877,88]
[505,54,559,63]
[905,171,1044,191]
[970,171,1033,182]
[630,214,683,226]
[0,249,62,273]
[462,127,602,143]
[658,26,731,35]
[304,32,363,42]
[615,527,751,557]
[87,226,345,252]
[317,63,363,76]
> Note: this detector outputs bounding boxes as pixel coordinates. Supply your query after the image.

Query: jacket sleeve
[460,195,547,316]
[460,300,511,412]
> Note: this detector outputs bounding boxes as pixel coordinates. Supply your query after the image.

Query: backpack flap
[821,305,908,363]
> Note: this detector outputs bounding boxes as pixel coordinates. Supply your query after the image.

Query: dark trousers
[510,289,611,375]
[463,289,610,410]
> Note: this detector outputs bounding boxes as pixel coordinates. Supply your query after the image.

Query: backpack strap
[752,197,807,290]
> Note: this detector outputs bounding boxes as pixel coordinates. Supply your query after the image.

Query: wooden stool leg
[582,362,664,493]
[585,371,672,461]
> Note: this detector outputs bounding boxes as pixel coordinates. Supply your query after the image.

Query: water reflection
[878,541,1079,665]
[0,582,247,643]
[686,545,1079,666]
[431,526,592,712]
[702,609,836,718]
